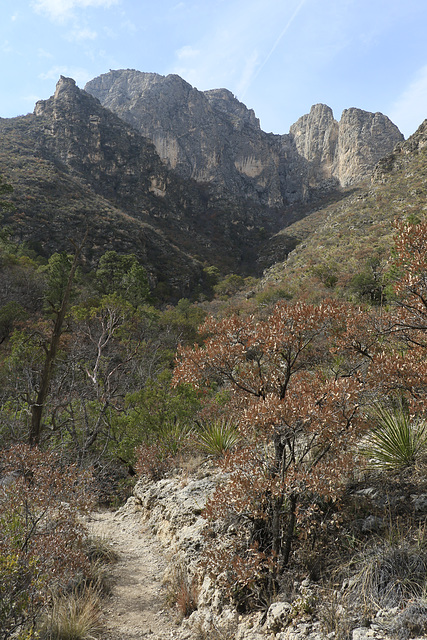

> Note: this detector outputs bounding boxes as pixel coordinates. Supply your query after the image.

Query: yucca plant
[39,587,103,640]
[158,420,195,457]
[194,418,240,457]
[361,403,427,471]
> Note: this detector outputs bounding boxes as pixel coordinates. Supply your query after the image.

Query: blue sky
[1,0,427,138]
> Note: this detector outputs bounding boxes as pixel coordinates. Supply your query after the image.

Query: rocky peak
[372,118,427,183]
[289,103,339,180]
[336,108,404,186]
[203,88,260,130]
[85,70,403,207]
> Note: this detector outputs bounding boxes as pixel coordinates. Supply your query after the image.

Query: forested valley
[1,154,427,640]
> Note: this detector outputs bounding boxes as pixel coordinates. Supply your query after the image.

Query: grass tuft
[39,586,103,640]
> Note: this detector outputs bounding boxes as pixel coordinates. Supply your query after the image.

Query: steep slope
[0,77,285,294]
[260,119,427,288]
[85,69,403,206]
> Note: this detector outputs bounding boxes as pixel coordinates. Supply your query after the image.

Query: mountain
[0,70,407,300]
[0,77,284,296]
[260,118,427,288]
[85,69,403,206]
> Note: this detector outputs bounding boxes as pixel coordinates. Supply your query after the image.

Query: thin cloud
[389,64,427,138]
[67,26,98,41]
[31,0,119,22]
[176,45,200,61]
[240,0,307,97]
[39,65,92,86]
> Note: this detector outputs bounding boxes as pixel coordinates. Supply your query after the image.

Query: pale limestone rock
[85,70,403,207]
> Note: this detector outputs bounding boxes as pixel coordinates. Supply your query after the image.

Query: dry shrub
[388,602,427,640]
[164,563,199,621]
[0,445,94,639]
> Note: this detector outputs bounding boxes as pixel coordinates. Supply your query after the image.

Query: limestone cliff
[85,69,403,206]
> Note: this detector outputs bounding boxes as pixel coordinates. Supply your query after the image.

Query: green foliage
[95,250,149,307]
[194,418,240,457]
[349,257,390,305]
[255,284,293,307]
[311,261,340,288]
[0,301,27,341]
[42,252,75,312]
[112,371,202,464]
[213,273,246,298]
[361,404,427,471]
[0,175,14,212]
[159,298,206,343]
[202,265,221,297]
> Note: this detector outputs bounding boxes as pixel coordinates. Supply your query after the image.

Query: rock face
[0,76,286,293]
[373,118,427,183]
[85,69,403,206]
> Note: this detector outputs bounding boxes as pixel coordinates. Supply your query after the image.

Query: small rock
[265,601,293,632]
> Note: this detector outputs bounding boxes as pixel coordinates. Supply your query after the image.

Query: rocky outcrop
[372,118,427,183]
[85,70,403,206]
[336,108,404,186]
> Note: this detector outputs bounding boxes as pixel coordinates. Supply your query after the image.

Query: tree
[173,300,366,604]
[29,239,86,446]
[95,250,150,307]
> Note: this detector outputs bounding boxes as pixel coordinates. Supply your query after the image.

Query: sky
[1,0,427,138]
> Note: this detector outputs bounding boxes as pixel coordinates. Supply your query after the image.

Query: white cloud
[235,50,259,97]
[170,0,310,99]
[67,26,98,41]
[31,0,119,22]
[176,45,200,61]
[389,65,427,138]
[38,48,54,58]
[38,65,92,86]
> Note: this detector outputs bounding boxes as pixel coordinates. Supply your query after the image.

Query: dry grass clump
[164,562,200,621]
[39,587,103,640]
[345,542,427,612]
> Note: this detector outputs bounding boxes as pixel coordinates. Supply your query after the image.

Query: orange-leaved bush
[173,300,368,605]
[0,445,93,639]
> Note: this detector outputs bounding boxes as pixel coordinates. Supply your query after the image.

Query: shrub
[389,602,427,640]
[361,403,427,471]
[0,445,93,639]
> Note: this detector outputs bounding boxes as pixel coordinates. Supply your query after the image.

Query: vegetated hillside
[259,118,427,296]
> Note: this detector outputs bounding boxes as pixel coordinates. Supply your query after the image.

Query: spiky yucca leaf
[195,419,240,457]
[362,404,427,471]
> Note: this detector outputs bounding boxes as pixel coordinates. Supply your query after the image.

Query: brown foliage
[173,300,368,603]
[0,445,93,639]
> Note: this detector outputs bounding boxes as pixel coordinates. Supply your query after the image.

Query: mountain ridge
[0,70,414,301]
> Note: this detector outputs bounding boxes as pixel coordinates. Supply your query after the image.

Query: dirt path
[87,509,181,640]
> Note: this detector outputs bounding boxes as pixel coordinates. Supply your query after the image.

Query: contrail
[241,0,308,97]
